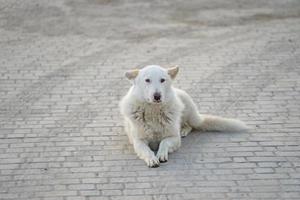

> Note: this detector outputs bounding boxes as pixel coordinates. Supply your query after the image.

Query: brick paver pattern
[0,0,300,199]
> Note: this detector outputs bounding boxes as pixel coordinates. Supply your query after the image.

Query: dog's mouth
[153,99,162,104]
[146,97,163,104]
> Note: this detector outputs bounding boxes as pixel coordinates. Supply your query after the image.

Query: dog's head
[125,65,179,104]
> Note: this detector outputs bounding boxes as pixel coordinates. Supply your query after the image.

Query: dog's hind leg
[178,89,248,132]
[180,123,192,138]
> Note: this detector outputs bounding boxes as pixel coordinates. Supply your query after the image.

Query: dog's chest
[132,105,172,140]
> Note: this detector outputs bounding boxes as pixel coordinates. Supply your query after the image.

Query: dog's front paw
[145,155,160,168]
[156,146,168,163]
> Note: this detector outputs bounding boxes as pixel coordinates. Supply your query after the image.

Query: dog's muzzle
[153,92,161,103]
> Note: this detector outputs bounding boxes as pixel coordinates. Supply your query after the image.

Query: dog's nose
[153,92,161,102]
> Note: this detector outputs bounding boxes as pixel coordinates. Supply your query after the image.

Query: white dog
[120,65,248,167]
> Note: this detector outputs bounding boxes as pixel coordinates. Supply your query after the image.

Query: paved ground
[0,0,300,199]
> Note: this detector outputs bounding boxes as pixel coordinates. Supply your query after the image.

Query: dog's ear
[125,69,139,80]
[167,65,179,79]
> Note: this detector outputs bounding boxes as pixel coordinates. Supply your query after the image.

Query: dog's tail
[194,114,248,132]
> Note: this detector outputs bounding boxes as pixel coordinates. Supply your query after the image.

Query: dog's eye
[145,79,150,83]
[160,78,165,83]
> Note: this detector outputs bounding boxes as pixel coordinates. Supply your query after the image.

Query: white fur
[120,65,248,167]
